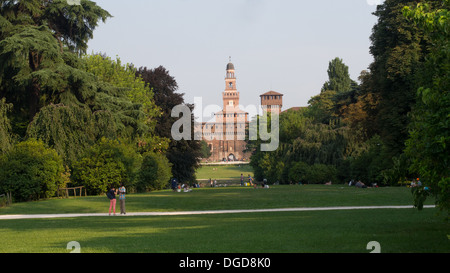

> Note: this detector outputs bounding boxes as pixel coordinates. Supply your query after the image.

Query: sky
[87,0,384,119]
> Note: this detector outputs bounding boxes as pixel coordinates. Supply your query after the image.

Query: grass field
[196,164,254,180]
[1,185,449,253]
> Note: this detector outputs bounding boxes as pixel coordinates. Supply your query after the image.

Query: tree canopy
[247,0,449,215]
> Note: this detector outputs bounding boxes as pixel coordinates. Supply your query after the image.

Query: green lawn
[196,164,254,180]
[1,185,449,253]
[0,185,431,215]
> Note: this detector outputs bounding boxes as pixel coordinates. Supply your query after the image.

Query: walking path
[0,205,436,220]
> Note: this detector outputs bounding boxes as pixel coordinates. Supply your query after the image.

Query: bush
[305,164,337,184]
[288,161,309,183]
[137,152,172,192]
[288,161,337,184]
[71,138,141,195]
[0,139,65,202]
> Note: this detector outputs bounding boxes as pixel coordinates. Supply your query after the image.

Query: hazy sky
[87,0,384,117]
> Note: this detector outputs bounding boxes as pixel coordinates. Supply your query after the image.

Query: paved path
[0,205,436,220]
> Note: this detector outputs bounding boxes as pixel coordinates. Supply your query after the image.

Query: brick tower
[201,60,250,162]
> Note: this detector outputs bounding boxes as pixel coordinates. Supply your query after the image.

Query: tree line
[0,0,201,201]
[248,0,449,213]
[0,0,447,214]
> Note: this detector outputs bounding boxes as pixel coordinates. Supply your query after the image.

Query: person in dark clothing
[107,187,117,215]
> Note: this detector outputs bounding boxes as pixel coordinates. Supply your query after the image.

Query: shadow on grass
[1,209,449,253]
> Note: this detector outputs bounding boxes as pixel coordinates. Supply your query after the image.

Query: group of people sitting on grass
[171,178,200,192]
[348,179,378,188]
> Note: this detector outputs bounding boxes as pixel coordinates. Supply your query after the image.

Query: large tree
[367,0,432,156]
[404,0,450,213]
[1,1,161,165]
[137,66,202,183]
[0,0,111,129]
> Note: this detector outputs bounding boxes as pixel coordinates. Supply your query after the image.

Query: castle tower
[223,60,239,111]
[201,59,250,162]
[260,91,283,114]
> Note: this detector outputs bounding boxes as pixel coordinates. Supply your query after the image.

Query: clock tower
[223,59,239,111]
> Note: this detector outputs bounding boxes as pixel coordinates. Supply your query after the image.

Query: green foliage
[0,1,178,202]
[288,162,336,184]
[306,164,337,184]
[403,0,450,213]
[0,139,64,201]
[137,66,202,183]
[249,107,357,184]
[412,186,432,211]
[249,57,399,186]
[367,0,432,156]
[43,0,112,54]
[200,140,212,159]
[307,90,337,124]
[0,1,147,168]
[27,104,98,164]
[25,53,162,165]
[288,161,309,183]
[137,152,172,192]
[83,55,160,131]
[71,138,142,195]
[0,98,13,153]
[321,57,352,93]
[348,135,393,185]
[0,0,111,123]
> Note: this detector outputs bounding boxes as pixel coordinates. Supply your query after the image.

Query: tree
[307,90,337,124]
[26,54,153,165]
[311,58,359,125]
[136,66,202,183]
[321,57,353,93]
[403,0,450,213]
[0,139,65,201]
[71,138,142,195]
[200,140,212,159]
[137,152,172,192]
[368,0,432,156]
[84,55,160,132]
[0,0,111,123]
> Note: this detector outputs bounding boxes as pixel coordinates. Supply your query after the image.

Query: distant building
[200,61,285,162]
[260,91,283,114]
[200,61,251,162]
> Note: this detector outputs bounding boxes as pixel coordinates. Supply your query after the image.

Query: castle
[200,60,283,162]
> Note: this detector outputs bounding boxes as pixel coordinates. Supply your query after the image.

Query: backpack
[106,191,112,199]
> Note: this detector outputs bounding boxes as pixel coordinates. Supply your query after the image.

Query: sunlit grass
[1,185,447,253]
[196,164,254,180]
[0,185,434,215]
[1,209,448,253]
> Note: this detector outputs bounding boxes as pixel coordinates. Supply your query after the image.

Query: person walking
[107,187,117,216]
[118,183,126,215]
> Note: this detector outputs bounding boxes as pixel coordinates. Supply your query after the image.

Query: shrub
[137,152,172,192]
[288,161,337,184]
[0,139,65,202]
[305,164,337,184]
[288,161,309,183]
[71,138,141,195]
